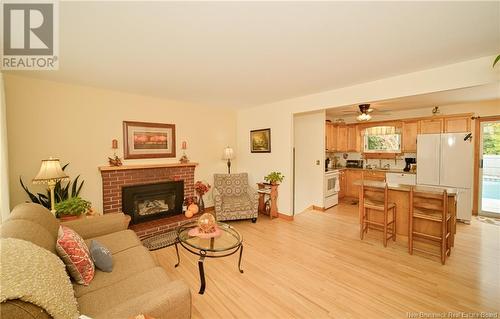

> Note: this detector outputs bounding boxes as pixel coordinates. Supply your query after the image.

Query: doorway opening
[479,120,500,217]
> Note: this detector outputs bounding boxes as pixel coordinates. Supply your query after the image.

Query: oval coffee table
[174,221,244,294]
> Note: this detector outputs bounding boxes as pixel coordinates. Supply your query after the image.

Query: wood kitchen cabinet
[345,170,363,198]
[338,170,346,199]
[347,125,360,152]
[419,118,443,134]
[362,170,386,182]
[402,120,418,152]
[444,116,471,133]
[337,125,348,152]
[325,123,337,151]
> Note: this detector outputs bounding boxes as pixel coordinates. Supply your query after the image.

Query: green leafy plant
[264,172,285,185]
[55,196,91,217]
[19,163,85,209]
[494,54,500,68]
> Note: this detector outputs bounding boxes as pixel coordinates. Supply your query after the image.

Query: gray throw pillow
[89,240,113,272]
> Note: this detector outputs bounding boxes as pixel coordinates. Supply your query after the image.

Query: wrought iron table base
[174,240,244,294]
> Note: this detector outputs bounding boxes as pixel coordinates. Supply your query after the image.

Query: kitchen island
[354,180,458,241]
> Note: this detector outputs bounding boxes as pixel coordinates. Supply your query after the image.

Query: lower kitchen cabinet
[338,170,346,199]
[362,170,386,182]
[345,170,363,198]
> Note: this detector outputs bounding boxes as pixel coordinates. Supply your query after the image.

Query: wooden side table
[257,183,279,219]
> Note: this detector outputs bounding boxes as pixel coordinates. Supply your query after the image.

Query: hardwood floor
[153,202,500,319]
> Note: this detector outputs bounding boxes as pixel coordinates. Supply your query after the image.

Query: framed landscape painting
[123,121,176,159]
[250,128,271,153]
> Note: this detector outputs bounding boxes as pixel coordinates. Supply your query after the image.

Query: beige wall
[5,74,237,211]
[0,73,9,222]
[237,56,499,215]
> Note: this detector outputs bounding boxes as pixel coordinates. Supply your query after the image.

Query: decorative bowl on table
[187,213,221,238]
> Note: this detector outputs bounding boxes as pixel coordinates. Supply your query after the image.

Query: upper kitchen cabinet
[402,120,418,152]
[337,125,348,152]
[325,122,337,151]
[444,115,471,133]
[419,118,443,134]
[347,125,360,152]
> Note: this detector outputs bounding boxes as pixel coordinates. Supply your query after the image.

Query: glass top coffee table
[174,221,244,294]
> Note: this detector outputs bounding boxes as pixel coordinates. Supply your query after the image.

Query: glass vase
[198,195,205,213]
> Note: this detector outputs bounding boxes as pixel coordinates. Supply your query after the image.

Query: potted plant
[264,172,285,185]
[55,196,91,221]
[20,163,85,209]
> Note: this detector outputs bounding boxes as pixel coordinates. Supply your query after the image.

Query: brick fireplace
[99,163,197,238]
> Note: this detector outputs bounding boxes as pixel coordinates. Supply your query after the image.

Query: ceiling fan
[341,104,391,121]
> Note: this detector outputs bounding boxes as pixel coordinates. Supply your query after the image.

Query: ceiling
[8,1,500,108]
[325,83,500,117]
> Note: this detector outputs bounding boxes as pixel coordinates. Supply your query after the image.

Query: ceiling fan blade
[369,108,391,114]
[341,110,359,114]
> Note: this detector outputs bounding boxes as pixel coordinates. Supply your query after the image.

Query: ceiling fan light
[357,113,372,122]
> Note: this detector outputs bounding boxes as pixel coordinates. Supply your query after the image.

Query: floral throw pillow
[56,225,95,285]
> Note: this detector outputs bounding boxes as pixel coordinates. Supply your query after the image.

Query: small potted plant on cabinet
[264,172,285,185]
[55,197,91,221]
[263,172,284,218]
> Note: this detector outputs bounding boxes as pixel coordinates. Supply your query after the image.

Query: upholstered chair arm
[246,186,259,214]
[213,187,223,214]
[60,213,130,239]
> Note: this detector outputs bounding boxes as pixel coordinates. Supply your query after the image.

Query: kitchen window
[363,126,401,153]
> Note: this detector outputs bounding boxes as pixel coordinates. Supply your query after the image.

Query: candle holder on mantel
[179,140,190,164]
[108,139,123,166]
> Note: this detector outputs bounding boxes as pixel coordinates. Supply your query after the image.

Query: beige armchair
[213,173,259,222]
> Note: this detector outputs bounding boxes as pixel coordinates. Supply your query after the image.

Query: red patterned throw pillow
[56,225,95,285]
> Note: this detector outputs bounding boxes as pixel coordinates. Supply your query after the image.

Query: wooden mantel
[99,162,198,172]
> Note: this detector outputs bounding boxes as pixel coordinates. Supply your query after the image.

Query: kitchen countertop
[326,167,417,175]
[353,179,457,195]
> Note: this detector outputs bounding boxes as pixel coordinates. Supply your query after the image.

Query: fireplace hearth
[122,181,184,224]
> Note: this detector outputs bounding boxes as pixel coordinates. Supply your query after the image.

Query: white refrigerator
[417,133,473,222]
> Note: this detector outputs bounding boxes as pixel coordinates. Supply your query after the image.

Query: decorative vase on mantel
[198,195,205,213]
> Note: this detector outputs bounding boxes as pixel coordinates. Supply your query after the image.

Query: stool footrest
[412,231,441,242]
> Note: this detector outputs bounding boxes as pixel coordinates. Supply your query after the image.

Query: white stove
[324,170,340,208]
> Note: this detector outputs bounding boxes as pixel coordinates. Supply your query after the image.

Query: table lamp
[32,157,69,215]
[223,146,234,174]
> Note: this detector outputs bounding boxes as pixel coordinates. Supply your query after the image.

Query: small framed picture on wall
[250,128,271,153]
[123,121,176,159]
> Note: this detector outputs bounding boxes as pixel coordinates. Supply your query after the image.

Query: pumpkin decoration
[188,203,199,215]
[184,196,199,218]
[184,210,193,218]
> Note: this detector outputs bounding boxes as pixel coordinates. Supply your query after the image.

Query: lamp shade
[223,146,234,160]
[32,158,69,184]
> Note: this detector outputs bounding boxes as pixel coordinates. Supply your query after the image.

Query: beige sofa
[0,203,191,319]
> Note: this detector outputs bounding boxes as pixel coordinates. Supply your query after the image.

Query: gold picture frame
[250,128,271,153]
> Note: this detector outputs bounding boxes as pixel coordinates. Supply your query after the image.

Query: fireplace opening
[122,181,184,224]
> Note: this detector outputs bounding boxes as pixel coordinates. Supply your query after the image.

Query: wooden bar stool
[409,187,451,265]
[360,182,396,247]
